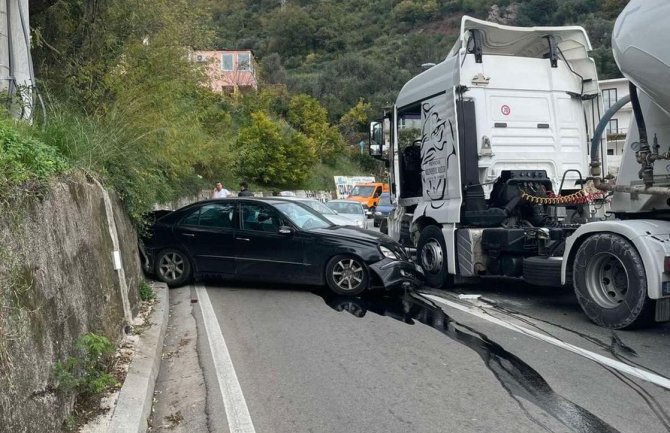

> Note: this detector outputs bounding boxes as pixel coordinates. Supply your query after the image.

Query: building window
[607,149,614,155]
[602,88,617,110]
[607,119,619,135]
[222,54,233,71]
[237,52,251,71]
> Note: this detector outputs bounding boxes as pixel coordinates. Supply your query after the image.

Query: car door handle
[181,233,195,237]
[236,237,250,242]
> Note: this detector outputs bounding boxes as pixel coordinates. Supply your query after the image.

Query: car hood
[311,225,390,244]
[376,205,394,213]
[336,213,366,221]
[324,214,358,226]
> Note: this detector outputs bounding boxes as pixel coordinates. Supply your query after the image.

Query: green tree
[235,112,317,188]
[287,94,343,163]
[339,99,372,145]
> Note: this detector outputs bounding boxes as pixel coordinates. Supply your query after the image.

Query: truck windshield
[350,186,374,197]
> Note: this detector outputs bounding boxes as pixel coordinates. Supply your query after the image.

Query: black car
[140,198,423,295]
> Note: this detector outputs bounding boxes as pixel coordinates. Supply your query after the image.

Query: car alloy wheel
[325,254,369,296]
[156,249,192,287]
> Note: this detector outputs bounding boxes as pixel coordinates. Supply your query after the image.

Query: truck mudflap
[369,258,425,290]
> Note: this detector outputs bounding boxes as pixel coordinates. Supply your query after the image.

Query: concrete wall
[0,174,142,432]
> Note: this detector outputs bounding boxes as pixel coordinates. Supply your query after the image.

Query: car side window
[179,204,234,228]
[198,204,235,228]
[240,203,282,232]
[180,208,201,225]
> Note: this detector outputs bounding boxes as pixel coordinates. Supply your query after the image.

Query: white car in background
[282,197,363,228]
[325,200,368,230]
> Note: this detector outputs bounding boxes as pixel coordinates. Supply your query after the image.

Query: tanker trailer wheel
[417,226,453,289]
[573,233,655,329]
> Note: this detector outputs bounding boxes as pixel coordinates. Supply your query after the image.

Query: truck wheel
[380,218,388,235]
[523,256,563,287]
[417,226,453,289]
[573,233,655,329]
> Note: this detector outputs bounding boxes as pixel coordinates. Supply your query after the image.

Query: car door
[173,202,237,275]
[235,202,306,282]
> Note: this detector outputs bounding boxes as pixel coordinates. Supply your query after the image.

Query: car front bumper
[369,258,424,290]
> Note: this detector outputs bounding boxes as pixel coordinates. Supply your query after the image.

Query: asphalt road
[192,280,670,433]
[151,223,670,433]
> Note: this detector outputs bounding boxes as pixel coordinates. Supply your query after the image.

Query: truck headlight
[379,245,398,259]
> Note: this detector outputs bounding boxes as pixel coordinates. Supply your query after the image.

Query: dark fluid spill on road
[318,290,621,433]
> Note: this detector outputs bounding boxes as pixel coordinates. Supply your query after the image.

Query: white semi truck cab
[370,1,670,329]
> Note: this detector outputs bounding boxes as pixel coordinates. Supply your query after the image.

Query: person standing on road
[238,181,254,197]
[211,182,230,198]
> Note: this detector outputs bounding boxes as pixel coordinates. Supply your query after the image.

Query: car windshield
[378,194,391,206]
[274,202,331,230]
[326,202,363,215]
[301,200,336,215]
[350,186,374,197]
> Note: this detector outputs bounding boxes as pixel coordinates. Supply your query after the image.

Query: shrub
[138,280,156,301]
[53,333,117,395]
[0,118,67,197]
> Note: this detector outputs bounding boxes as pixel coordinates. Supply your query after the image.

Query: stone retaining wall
[0,174,142,432]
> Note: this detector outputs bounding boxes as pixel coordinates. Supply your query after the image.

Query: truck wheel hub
[421,240,444,273]
[585,252,629,309]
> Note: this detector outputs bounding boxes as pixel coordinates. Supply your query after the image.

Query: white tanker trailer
[370,0,670,328]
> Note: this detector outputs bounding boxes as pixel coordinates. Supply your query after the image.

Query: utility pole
[0,0,35,121]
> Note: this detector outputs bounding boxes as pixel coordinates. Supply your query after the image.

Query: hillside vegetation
[213,0,629,119]
[7,0,628,220]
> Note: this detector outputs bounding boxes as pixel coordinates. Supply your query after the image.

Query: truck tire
[573,233,655,329]
[380,218,388,235]
[417,226,453,289]
[523,256,563,288]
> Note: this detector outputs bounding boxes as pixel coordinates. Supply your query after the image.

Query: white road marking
[421,293,670,391]
[196,284,256,433]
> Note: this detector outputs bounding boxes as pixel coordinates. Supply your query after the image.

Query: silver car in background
[283,197,363,228]
[325,200,368,230]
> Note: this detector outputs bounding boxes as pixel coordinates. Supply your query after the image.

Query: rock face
[0,175,142,432]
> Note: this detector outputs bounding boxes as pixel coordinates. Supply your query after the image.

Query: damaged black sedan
[140,198,423,295]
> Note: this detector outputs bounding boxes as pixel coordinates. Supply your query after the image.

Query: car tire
[573,233,655,329]
[523,256,563,288]
[325,255,369,296]
[417,225,453,289]
[155,249,192,288]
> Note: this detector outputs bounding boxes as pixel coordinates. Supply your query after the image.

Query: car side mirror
[278,226,293,235]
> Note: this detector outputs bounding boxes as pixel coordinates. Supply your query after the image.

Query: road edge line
[421,293,670,390]
[195,284,256,433]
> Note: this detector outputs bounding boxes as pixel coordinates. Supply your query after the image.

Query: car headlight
[374,211,382,216]
[356,220,365,228]
[379,245,398,259]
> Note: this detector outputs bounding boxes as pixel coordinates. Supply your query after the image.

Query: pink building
[191,50,258,93]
